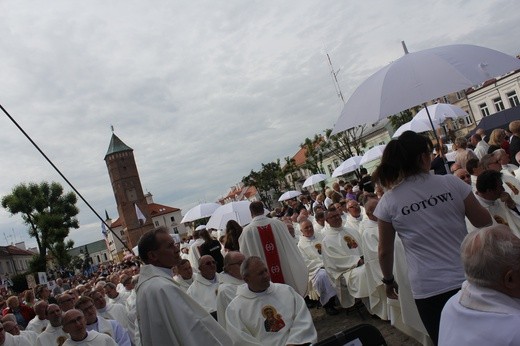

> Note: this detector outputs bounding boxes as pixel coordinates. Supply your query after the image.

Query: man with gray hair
[225,256,317,345]
[439,225,520,345]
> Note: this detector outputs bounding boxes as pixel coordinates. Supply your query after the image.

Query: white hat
[195,225,206,231]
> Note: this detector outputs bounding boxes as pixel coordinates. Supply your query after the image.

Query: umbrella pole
[423,103,451,174]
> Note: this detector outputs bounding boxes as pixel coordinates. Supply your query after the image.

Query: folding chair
[313,323,387,346]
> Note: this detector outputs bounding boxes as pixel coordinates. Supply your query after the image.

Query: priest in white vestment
[75,296,131,346]
[136,228,232,345]
[188,228,205,272]
[472,170,520,238]
[187,255,221,317]
[359,199,389,320]
[217,251,245,328]
[173,259,196,292]
[89,291,129,330]
[439,225,520,345]
[35,304,69,346]
[26,301,49,334]
[297,220,338,315]
[62,309,117,346]
[239,201,308,297]
[105,283,129,306]
[0,332,31,346]
[321,207,368,308]
[225,256,317,346]
[345,200,364,235]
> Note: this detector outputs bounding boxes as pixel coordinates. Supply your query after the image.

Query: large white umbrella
[332,156,362,177]
[302,173,328,188]
[180,202,221,223]
[278,190,302,201]
[206,200,269,230]
[414,103,468,124]
[332,44,520,135]
[392,117,439,138]
[360,145,387,165]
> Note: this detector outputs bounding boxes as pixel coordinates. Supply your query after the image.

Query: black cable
[0,103,133,253]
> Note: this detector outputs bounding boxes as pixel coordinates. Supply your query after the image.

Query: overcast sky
[0,0,519,248]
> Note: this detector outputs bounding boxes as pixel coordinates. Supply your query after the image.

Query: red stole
[257,224,285,284]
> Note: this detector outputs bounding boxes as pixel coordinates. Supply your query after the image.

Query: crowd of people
[2,124,520,345]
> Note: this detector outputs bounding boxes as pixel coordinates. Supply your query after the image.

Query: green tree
[282,156,299,190]
[1,182,79,272]
[321,126,366,163]
[242,160,287,209]
[300,135,325,174]
[388,108,415,130]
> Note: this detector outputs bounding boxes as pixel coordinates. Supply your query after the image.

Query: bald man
[62,309,116,346]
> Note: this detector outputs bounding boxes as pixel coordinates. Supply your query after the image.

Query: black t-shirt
[359,175,374,193]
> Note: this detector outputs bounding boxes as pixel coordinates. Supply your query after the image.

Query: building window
[463,115,473,126]
[120,231,125,236]
[507,91,520,107]
[493,97,505,112]
[479,103,490,117]
[327,164,333,176]
[97,255,101,263]
[333,159,339,168]
[104,253,108,261]
[173,227,178,234]
[442,96,449,103]
[170,216,175,222]
[456,91,464,100]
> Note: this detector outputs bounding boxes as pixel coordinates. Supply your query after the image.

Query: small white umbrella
[332,44,520,135]
[332,156,362,177]
[414,103,468,124]
[207,201,269,229]
[180,202,221,223]
[360,145,387,165]
[278,190,302,201]
[392,117,439,138]
[302,173,328,188]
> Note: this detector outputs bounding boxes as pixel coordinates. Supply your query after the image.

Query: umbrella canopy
[206,201,269,230]
[278,190,302,201]
[332,44,520,135]
[360,145,386,165]
[468,106,520,135]
[302,173,328,188]
[332,156,362,177]
[414,103,468,124]
[180,202,222,223]
[392,117,439,138]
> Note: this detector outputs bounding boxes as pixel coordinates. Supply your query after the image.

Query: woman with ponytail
[372,131,492,344]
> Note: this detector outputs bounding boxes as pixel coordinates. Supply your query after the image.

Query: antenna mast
[326,53,345,104]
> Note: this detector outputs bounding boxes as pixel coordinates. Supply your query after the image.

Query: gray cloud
[0,0,518,247]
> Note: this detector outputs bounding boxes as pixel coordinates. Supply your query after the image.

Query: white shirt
[439,281,520,345]
[63,331,117,346]
[374,173,472,299]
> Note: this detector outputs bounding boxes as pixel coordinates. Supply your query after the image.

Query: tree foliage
[242,160,286,209]
[300,135,325,174]
[1,182,79,272]
[321,126,367,163]
[388,108,415,130]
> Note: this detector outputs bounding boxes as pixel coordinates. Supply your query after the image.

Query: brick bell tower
[104,133,154,250]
